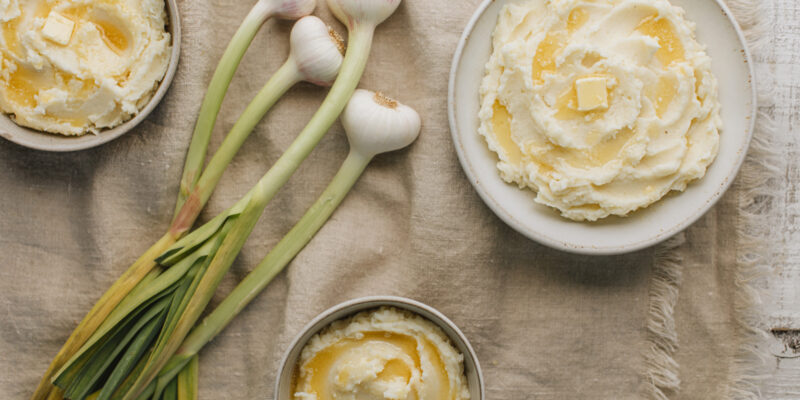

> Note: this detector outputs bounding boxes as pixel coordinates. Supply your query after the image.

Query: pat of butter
[41,12,75,46]
[575,76,608,111]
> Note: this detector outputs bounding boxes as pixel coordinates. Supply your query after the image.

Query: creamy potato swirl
[292,307,470,400]
[479,0,721,221]
[0,0,171,136]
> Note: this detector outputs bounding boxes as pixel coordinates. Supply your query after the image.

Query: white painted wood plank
[753,0,800,397]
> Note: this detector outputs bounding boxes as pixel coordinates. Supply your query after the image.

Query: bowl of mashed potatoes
[449,0,755,254]
[0,0,180,151]
[275,296,483,400]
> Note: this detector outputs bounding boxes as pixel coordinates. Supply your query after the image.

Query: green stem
[158,151,371,382]
[192,61,300,216]
[174,2,273,218]
[176,356,198,400]
[169,61,300,236]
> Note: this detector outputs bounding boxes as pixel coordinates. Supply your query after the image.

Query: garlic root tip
[374,92,399,109]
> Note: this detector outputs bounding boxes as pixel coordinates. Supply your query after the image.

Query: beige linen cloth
[0,0,776,398]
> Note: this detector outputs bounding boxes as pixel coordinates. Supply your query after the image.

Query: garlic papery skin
[264,0,317,20]
[289,16,345,86]
[342,89,421,158]
[326,0,402,30]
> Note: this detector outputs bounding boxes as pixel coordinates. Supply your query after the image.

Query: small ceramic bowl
[448,0,756,255]
[275,296,484,400]
[0,0,181,152]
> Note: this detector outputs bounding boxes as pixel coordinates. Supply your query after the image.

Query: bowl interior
[275,296,484,400]
[448,0,756,255]
[0,0,181,152]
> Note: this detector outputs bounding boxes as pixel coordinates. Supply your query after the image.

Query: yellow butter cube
[575,76,608,111]
[41,12,75,46]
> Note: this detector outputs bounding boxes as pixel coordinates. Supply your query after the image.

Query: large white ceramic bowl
[275,296,484,400]
[449,0,756,255]
[0,0,181,152]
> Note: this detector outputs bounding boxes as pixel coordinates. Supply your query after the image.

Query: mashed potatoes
[479,0,721,221]
[292,307,470,400]
[0,0,171,136]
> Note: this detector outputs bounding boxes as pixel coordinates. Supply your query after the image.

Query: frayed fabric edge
[724,109,776,400]
[723,0,776,398]
[643,234,686,400]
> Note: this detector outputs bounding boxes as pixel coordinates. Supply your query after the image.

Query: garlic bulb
[326,0,402,30]
[342,89,421,157]
[289,16,345,86]
[266,0,317,19]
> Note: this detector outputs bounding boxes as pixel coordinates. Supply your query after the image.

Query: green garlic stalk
[156,89,421,388]
[47,1,403,397]
[176,356,198,400]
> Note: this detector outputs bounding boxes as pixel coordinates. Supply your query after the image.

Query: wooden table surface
[758,0,800,397]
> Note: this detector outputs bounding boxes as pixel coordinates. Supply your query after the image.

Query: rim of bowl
[446,0,758,255]
[0,0,182,152]
[274,296,485,400]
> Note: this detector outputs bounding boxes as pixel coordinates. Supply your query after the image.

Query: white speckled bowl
[0,0,181,152]
[275,296,484,400]
[448,0,756,255]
